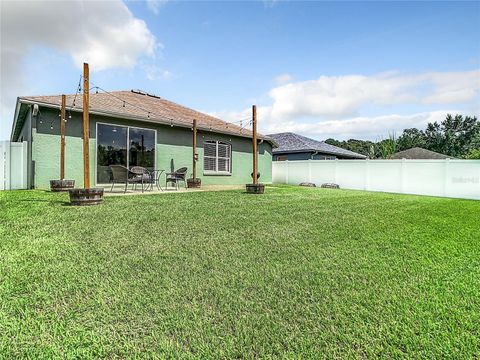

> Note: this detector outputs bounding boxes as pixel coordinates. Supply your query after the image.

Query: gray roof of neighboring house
[390,147,454,159]
[267,132,367,159]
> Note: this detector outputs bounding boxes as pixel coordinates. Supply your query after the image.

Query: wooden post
[192,119,197,179]
[83,63,90,189]
[252,105,258,185]
[60,94,66,180]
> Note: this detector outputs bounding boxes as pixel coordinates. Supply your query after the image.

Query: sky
[1,0,479,141]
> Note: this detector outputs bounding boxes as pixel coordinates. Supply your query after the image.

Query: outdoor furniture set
[109,165,188,193]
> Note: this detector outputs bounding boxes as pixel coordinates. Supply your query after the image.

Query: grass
[0,185,479,359]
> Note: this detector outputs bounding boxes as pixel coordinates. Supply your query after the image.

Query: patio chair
[165,167,188,190]
[130,166,154,193]
[109,165,145,193]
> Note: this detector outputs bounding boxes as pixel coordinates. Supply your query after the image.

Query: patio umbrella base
[69,188,104,206]
[187,178,202,188]
[50,179,75,192]
[246,183,265,194]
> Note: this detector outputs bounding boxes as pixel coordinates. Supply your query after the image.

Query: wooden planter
[246,183,265,194]
[69,188,104,206]
[187,178,201,188]
[50,179,75,192]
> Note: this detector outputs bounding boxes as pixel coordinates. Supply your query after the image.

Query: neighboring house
[10,90,275,189]
[390,147,454,159]
[268,132,366,161]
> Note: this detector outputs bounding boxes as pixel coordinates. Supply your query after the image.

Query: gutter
[18,98,279,147]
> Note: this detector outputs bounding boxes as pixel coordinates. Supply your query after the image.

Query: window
[204,140,231,174]
[277,155,288,161]
[96,123,156,183]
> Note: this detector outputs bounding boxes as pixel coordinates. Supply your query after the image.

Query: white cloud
[274,73,294,85]
[0,0,158,139]
[259,110,456,140]
[143,65,173,80]
[146,0,168,15]
[209,69,479,140]
[266,70,480,120]
[263,0,279,8]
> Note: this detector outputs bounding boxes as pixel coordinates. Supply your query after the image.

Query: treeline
[325,114,480,159]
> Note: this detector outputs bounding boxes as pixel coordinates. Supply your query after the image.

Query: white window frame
[203,140,232,175]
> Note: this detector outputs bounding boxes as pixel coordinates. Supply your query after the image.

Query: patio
[104,184,244,196]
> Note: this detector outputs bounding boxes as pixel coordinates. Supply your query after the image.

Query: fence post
[334,159,338,184]
[5,141,11,190]
[285,160,289,185]
[444,159,450,197]
[0,142,5,190]
[365,159,370,191]
[308,159,312,183]
[401,159,406,194]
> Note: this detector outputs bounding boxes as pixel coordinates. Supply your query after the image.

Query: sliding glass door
[96,123,156,184]
[129,127,155,171]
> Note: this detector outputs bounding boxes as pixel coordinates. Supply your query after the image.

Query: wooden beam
[252,105,258,184]
[192,119,197,179]
[83,63,90,189]
[60,94,66,180]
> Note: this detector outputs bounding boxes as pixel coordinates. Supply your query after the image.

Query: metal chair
[165,167,188,190]
[109,165,145,193]
[130,166,153,193]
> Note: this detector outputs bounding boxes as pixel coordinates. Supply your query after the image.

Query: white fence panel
[0,141,7,190]
[0,141,28,190]
[272,159,480,200]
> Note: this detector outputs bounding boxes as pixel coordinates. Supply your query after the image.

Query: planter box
[187,178,201,188]
[69,188,104,206]
[246,183,265,194]
[50,179,75,192]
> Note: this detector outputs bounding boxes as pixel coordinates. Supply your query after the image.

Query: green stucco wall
[31,107,272,188]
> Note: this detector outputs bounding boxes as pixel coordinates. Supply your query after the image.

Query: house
[390,147,454,160]
[10,90,275,189]
[268,132,366,161]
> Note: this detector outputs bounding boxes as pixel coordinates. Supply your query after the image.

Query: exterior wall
[273,152,337,161]
[31,107,272,188]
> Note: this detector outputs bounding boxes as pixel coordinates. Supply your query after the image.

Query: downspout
[311,151,318,160]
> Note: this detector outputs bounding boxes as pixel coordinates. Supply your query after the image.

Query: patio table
[149,169,165,191]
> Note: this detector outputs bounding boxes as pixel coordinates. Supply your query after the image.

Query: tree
[378,133,397,159]
[324,138,377,157]
[324,114,478,159]
[464,148,480,159]
[423,114,479,157]
[397,128,425,151]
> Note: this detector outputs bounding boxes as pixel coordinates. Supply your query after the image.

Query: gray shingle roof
[391,147,454,159]
[267,132,366,159]
[16,90,275,144]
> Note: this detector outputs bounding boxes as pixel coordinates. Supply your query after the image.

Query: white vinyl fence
[0,141,28,190]
[272,159,480,200]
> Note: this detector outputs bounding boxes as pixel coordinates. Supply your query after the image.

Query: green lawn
[0,186,479,359]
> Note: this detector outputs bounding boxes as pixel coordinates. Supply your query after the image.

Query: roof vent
[131,89,147,96]
[131,89,161,99]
